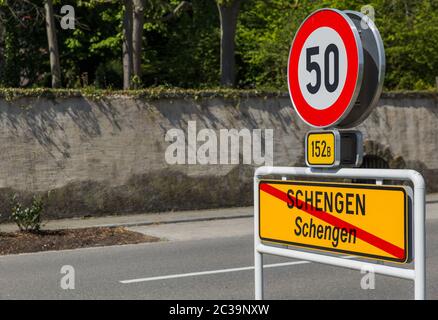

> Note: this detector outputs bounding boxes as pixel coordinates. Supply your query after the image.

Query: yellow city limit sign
[259,180,410,263]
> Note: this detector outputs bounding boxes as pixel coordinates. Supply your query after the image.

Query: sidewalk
[2,192,438,233]
[0,206,252,233]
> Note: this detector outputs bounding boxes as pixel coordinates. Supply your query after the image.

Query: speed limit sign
[288,8,384,128]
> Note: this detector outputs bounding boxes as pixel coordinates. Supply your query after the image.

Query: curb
[93,214,254,229]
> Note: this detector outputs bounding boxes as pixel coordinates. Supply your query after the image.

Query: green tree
[149,0,219,87]
[373,0,438,90]
[1,0,437,91]
[236,0,314,89]
[236,0,438,90]
[0,0,49,87]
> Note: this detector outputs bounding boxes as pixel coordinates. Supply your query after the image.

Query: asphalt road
[1,209,438,299]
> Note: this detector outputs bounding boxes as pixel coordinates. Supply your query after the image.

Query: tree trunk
[123,0,133,90]
[217,0,241,87]
[44,0,61,88]
[132,0,145,88]
[0,8,5,79]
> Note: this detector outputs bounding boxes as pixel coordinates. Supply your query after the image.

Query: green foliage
[0,0,437,91]
[216,0,239,7]
[10,194,44,232]
[236,0,438,91]
[0,0,49,87]
[372,0,438,90]
[0,86,290,101]
[60,0,123,88]
[94,60,123,89]
[150,0,220,87]
[237,0,313,89]
[0,87,434,103]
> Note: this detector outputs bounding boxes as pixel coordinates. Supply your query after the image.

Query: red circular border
[288,9,360,127]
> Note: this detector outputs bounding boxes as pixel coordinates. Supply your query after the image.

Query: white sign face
[288,9,363,128]
[298,27,348,110]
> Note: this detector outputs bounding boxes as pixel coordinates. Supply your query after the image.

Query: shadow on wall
[360,140,438,192]
[150,96,296,138]
[1,139,436,222]
[0,97,124,160]
[0,164,254,222]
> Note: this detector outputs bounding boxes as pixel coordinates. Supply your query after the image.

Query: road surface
[1,203,438,299]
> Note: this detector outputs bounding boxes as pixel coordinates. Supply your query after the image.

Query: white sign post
[254,167,426,300]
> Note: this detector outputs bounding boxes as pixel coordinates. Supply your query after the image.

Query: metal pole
[255,249,263,300]
[254,176,263,300]
[413,172,426,300]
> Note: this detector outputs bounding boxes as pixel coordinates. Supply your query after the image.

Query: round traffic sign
[288,9,363,128]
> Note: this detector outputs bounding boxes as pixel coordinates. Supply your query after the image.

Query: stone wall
[0,92,436,220]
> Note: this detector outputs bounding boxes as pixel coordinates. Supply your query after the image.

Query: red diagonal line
[260,183,405,260]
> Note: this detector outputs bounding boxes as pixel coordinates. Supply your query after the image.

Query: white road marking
[119,260,309,284]
[120,255,357,284]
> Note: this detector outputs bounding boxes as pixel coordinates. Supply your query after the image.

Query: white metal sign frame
[254,166,426,300]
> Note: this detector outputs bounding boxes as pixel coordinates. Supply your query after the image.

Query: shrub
[94,60,123,89]
[10,194,44,232]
